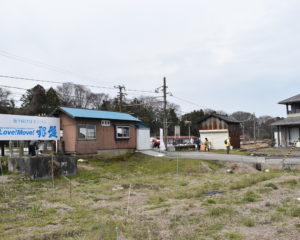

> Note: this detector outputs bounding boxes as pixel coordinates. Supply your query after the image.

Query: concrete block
[8,155,77,180]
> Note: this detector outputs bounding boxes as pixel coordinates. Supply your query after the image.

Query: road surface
[139,150,300,165]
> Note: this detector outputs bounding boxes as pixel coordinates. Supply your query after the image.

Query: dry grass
[0,153,300,240]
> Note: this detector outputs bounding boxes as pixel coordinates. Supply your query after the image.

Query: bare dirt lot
[1,153,300,240]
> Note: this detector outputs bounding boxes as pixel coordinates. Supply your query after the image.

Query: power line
[0,74,114,90]
[0,74,157,94]
[170,95,207,109]
[0,49,156,93]
[0,84,27,91]
[0,50,112,86]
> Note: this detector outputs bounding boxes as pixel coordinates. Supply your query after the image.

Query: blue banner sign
[0,114,60,140]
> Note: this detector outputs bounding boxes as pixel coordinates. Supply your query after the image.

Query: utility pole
[114,85,126,112]
[163,77,167,148]
[253,112,256,143]
[185,120,192,143]
[155,77,170,150]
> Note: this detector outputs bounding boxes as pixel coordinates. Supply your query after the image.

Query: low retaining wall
[214,160,300,171]
[97,149,134,155]
[8,155,77,180]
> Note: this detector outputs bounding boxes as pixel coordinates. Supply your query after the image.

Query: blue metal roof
[60,107,140,122]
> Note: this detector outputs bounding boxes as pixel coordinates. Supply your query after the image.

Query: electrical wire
[170,95,207,109]
[0,50,112,86]
[0,74,157,94]
[0,84,27,90]
[0,50,157,93]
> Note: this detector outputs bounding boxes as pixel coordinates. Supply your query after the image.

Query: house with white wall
[272,94,300,147]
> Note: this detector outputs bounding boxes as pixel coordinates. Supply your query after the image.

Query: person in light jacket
[225,137,231,154]
[204,138,210,151]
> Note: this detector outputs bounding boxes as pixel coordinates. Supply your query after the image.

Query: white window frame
[78,124,96,140]
[101,120,111,126]
[116,126,130,139]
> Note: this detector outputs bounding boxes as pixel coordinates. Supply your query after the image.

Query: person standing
[225,137,231,154]
[204,138,210,151]
[195,137,201,151]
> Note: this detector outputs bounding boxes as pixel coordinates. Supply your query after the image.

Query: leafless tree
[57,82,107,109]
[88,93,109,109]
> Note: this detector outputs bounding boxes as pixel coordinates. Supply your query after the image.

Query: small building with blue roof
[53,107,148,154]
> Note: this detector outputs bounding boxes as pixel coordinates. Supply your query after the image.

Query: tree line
[0,83,281,139]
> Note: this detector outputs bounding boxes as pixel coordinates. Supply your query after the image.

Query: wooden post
[1,144,4,156]
[9,140,13,157]
[19,141,24,157]
[51,154,54,188]
[55,140,58,154]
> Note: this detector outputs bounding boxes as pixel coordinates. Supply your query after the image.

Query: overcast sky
[1,0,300,117]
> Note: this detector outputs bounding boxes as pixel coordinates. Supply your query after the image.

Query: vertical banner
[0,114,60,140]
[159,128,166,151]
[174,125,180,137]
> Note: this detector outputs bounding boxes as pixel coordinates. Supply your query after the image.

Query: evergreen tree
[20,84,47,115]
[45,87,60,114]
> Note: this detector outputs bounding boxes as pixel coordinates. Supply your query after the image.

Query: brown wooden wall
[60,113,77,153]
[228,123,241,148]
[199,116,241,148]
[200,117,228,130]
[60,114,137,154]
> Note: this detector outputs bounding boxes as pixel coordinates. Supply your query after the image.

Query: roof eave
[56,107,76,118]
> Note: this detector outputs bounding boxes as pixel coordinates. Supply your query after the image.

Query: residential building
[198,114,241,149]
[53,107,147,154]
[272,94,300,147]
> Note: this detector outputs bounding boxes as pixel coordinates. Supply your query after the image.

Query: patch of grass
[280,179,298,186]
[1,153,299,240]
[203,199,216,205]
[241,217,256,227]
[211,149,250,156]
[271,212,284,222]
[290,208,300,217]
[224,231,243,240]
[276,207,287,213]
[229,173,277,190]
[208,223,224,231]
[208,207,235,217]
[242,191,260,203]
[264,183,278,189]
[170,215,182,228]
[31,202,42,213]
[295,223,300,229]
[178,180,188,186]
[147,195,166,205]
[146,203,171,210]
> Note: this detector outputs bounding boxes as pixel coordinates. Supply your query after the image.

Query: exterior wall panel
[60,115,137,154]
[199,116,240,149]
[199,129,228,149]
[60,113,77,153]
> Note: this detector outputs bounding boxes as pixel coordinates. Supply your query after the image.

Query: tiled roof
[278,94,300,104]
[271,117,300,126]
[58,107,140,122]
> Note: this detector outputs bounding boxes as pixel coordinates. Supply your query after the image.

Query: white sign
[0,114,60,140]
[159,128,166,151]
[174,125,180,137]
